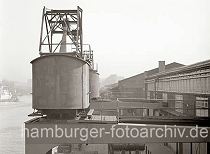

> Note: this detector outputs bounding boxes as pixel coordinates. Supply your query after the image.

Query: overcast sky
[0,0,210,82]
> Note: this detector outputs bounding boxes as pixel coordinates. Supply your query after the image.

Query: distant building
[100,74,124,88]
[100,83,119,99]
[117,62,184,98]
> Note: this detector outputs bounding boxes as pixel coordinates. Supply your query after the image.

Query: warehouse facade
[117,61,184,98]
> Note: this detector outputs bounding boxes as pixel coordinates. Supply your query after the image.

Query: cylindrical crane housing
[31,54,90,110]
[89,69,100,99]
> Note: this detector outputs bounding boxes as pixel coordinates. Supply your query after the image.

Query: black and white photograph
[0,0,210,154]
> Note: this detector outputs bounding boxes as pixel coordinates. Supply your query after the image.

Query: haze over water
[0,95,32,154]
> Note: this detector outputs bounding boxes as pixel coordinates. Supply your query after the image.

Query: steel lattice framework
[39,6,83,56]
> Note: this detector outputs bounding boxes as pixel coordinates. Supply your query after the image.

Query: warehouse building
[117,61,184,98]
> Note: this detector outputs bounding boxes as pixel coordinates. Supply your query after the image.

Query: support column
[153,92,162,116]
[190,143,192,154]
[148,91,154,117]
[144,71,148,99]
[208,97,210,117]
[167,93,175,110]
[176,143,178,154]
[207,143,210,154]
[178,143,183,154]
[207,97,210,154]
[108,144,114,154]
[175,143,183,154]
[183,95,196,116]
[149,109,153,116]
[162,93,168,107]
[120,109,124,116]
[145,145,148,154]
[146,91,150,100]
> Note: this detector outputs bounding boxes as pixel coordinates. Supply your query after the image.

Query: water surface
[0,95,33,154]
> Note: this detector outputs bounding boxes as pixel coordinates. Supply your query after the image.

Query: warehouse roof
[119,62,184,83]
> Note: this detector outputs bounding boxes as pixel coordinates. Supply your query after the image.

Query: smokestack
[158,61,165,73]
